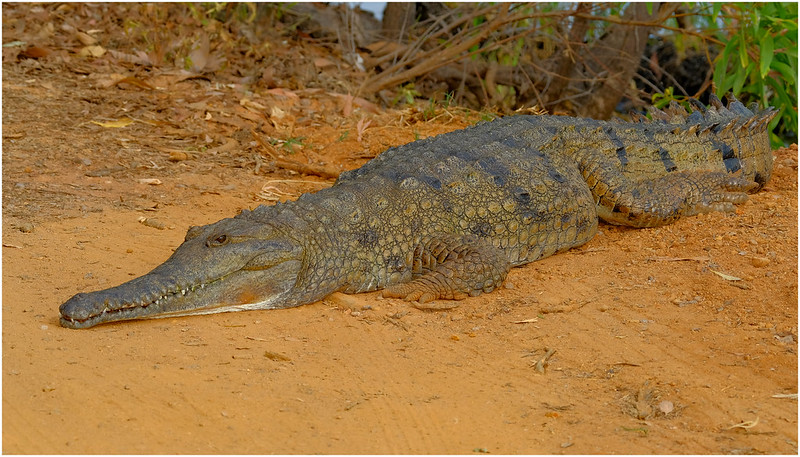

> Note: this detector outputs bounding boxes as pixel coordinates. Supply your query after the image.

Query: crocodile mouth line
[61,278,223,328]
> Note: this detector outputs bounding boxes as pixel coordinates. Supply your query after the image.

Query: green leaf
[737,31,749,68]
[767,76,797,120]
[722,34,739,61]
[733,62,754,94]
[714,58,731,96]
[759,33,774,78]
[782,42,798,59]
[712,3,723,21]
[770,60,796,86]
[720,73,737,97]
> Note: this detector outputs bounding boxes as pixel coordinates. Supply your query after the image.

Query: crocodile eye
[207,234,229,247]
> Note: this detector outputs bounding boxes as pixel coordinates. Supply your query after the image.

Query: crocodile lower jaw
[59,279,221,329]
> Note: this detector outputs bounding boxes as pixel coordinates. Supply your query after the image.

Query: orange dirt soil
[3,4,798,454]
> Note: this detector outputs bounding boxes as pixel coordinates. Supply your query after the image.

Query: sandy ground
[3,4,798,454]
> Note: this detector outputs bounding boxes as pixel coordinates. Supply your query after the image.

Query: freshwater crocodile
[59,95,776,328]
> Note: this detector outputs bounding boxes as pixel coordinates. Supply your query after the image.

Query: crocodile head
[59,217,305,329]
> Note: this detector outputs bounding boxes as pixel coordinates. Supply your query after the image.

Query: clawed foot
[382,283,470,304]
[688,174,757,216]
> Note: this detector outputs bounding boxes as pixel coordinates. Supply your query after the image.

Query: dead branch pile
[9,3,719,123]
[277,2,716,119]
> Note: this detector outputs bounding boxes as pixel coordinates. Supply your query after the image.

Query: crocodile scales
[60,95,776,328]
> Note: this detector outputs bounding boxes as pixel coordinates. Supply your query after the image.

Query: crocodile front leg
[382,234,511,303]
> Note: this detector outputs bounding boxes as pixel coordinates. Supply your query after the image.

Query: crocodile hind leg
[382,234,511,304]
[581,160,757,228]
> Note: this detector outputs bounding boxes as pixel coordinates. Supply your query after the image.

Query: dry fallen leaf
[263,350,291,362]
[367,40,408,57]
[137,217,167,230]
[91,118,133,128]
[270,106,287,120]
[188,35,210,73]
[78,45,106,58]
[647,256,710,262]
[727,416,759,430]
[18,45,51,59]
[658,400,674,414]
[108,49,153,66]
[314,57,335,69]
[168,151,189,162]
[750,256,770,267]
[352,96,381,114]
[771,393,798,399]
[341,93,354,117]
[113,76,155,90]
[75,31,97,46]
[710,269,742,281]
[240,98,268,111]
[188,35,225,73]
[265,88,298,99]
[334,93,382,116]
[356,117,372,142]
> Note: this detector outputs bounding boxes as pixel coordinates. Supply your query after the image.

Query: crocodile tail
[706,93,777,189]
[643,93,776,127]
[639,94,777,190]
